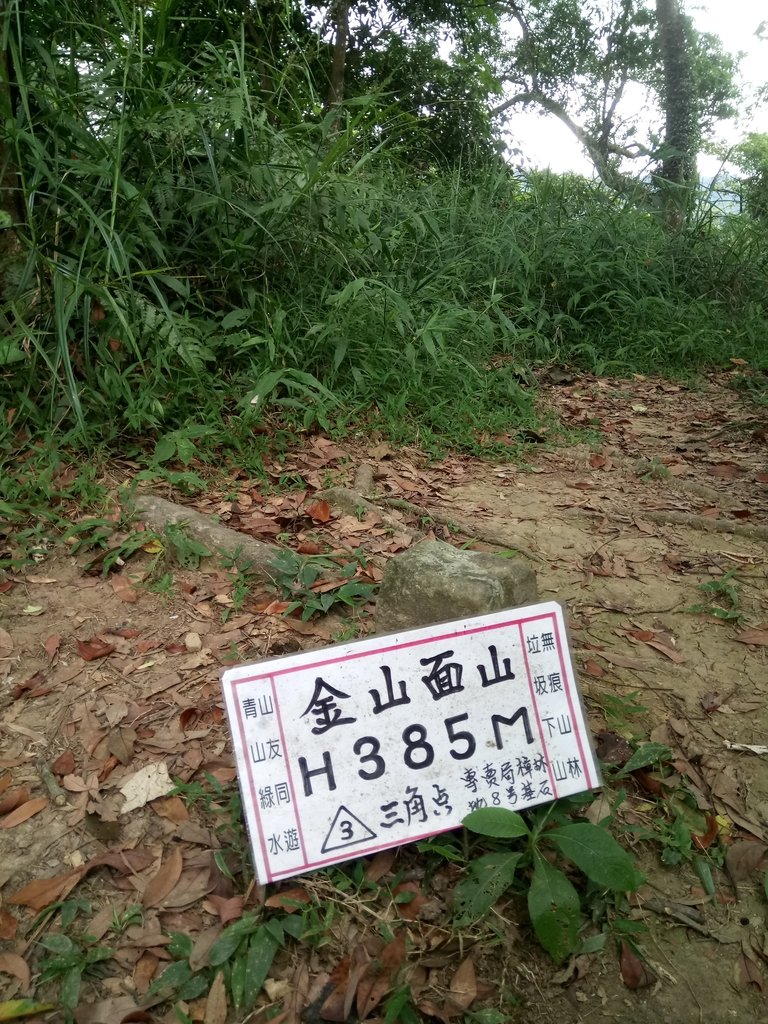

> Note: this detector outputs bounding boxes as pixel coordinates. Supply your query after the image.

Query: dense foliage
[0,0,766,451]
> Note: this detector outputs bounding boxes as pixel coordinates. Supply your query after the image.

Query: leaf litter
[1,371,768,1023]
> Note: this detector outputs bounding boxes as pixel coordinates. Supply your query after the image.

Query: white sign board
[221,601,599,883]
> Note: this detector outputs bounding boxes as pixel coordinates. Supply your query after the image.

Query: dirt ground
[1,369,767,1024]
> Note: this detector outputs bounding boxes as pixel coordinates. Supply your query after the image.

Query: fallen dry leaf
[726,841,768,882]
[356,930,406,1018]
[44,634,61,662]
[132,951,159,996]
[619,939,655,989]
[449,956,477,1010]
[8,869,85,910]
[142,847,184,909]
[582,658,606,678]
[710,461,741,480]
[0,908,18,940]
[110,574,138,603]
[736,628,768,647]
[204,970,228,1024]
[189,925,223,973]
[0,951,31,990]
[119,762,174,812]
[305,499,332,523]
[72,994,142,1024]
[364,850,396,883]
[319,953,355,1022]
[11,670,51,700]
[0,797,48,829]
[735,950,764,991]
[0,786,31,816]
[393,882,428,921]
[643,638,684,663]
[0,628,13,657]
[151,795,189,823]
[264,888,310,914]
[77,637,116,662]
[51,750,76,776]
[207,895,244,925]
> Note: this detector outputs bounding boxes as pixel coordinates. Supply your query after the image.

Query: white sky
[510,0,767,177]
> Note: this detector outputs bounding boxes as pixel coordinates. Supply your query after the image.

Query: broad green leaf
[0,1000,55,1021]
[230,951,247,1011]
[178,971,210,1001]
[154,436,176,463]
[463,807,530,839]
[578,932,607,954]
[616,743,671,776]
[546,823,643,891]
[167,931,194,960]
[208,915,260,966]
[221,308,250,329]
[452,851,522,926]
[243,928,280,1010]
[281,915,305,939]
[175,436,198,465]
[527,852,580,963]
[694,855,715,897]
[38,934,76,954]
[147,959,193,997]
[60,966,83,1010]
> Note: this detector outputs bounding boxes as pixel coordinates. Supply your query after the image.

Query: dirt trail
[1,370,767,1023]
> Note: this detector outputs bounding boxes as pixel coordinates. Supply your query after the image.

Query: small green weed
[146,571,176,597]
[65,519,155,575]
[36,933,113,1022]
[219,553,259,616]
[161,523,212,570]
[458,797,643,963]
[148,912,304,1016]
[637,457,671,481]
[172,774,250,884]
[109,904,144,936]
[593,690,649,738]
[608,743,723,898]
[686,569,743,622]
[268,549,376,620]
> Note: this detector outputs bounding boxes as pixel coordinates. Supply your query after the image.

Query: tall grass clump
[1,0,767,456]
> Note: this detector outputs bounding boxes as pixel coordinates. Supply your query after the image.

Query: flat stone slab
[375,539,538,634]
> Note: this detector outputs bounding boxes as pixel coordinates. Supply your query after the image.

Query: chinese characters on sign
[221,601,599,882]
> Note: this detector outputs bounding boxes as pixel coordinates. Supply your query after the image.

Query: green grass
[2,0,768,463]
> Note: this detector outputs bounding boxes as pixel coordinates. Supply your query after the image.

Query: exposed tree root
[642,510,768,543]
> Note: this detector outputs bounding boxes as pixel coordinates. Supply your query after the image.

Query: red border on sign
[229,609,594,880]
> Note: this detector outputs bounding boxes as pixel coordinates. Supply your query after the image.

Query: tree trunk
[326,0,349,108]
[655,0,696,226]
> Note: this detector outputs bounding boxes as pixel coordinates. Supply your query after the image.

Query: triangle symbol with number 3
[321,804,377,853]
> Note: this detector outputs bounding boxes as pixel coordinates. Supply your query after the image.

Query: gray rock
[375,540,538,634]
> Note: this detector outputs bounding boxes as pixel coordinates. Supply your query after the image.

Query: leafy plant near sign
[267,548,377,620]
[172,774,249,885]
[457,797,644,963]
[147,912,303,1017]
[594,690,649,739]
[609,742,725,896]
[36,932,113,1022]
